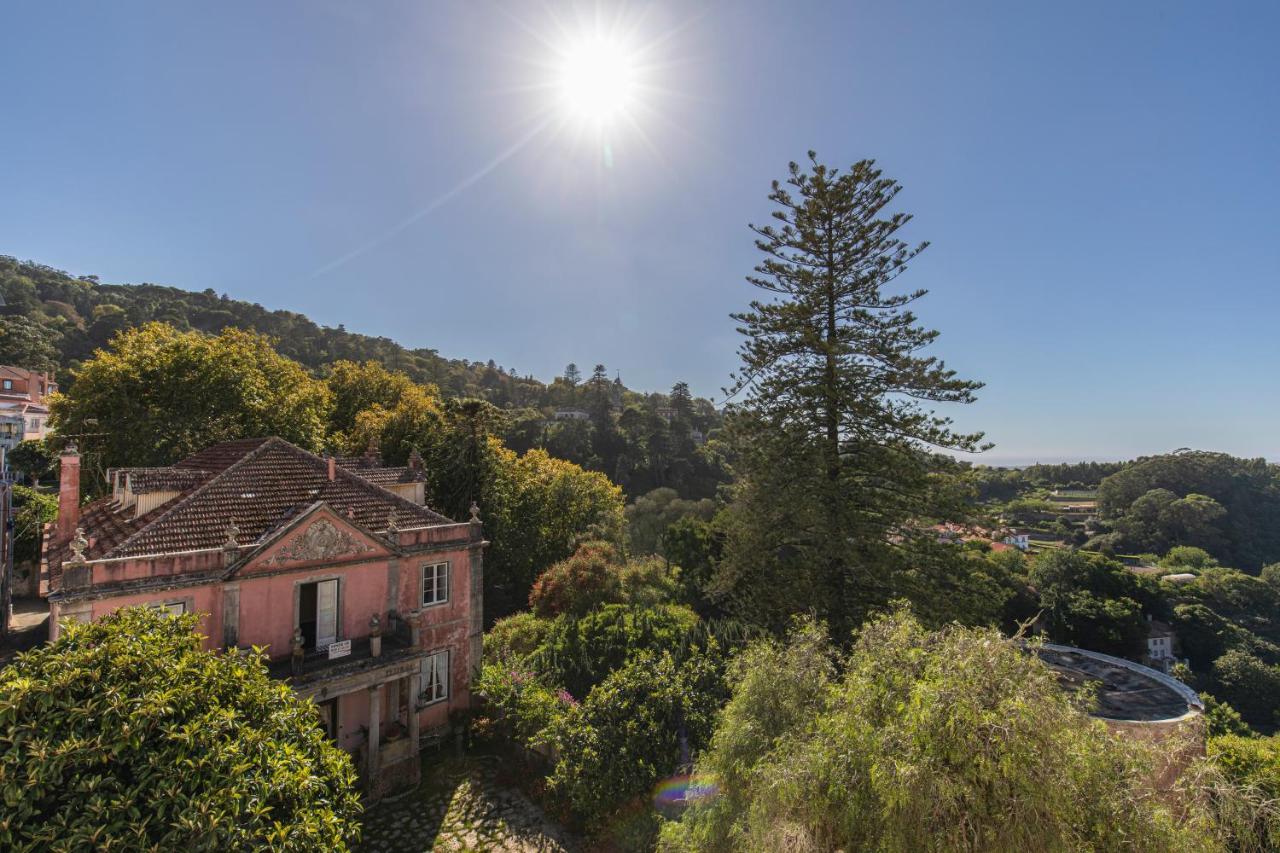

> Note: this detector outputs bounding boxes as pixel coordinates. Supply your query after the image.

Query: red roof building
[43,437,484,800]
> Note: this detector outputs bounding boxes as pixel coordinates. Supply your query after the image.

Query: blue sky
[2,2,1277,465]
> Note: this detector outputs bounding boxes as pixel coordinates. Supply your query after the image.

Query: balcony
[267,632,416,687]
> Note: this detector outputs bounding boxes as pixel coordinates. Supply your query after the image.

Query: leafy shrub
[484,611,553,663]
[660,610,1206,852]
[1212,650,1280,727]
[528,541,682,619]
[528,541,622,617]
[1205,734,1280,847]
[474,663,569,747]
[0,607,361,851]
[549,646,724,840]
[531,603,700,699]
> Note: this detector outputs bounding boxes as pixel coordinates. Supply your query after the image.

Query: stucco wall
[236,560,392,655]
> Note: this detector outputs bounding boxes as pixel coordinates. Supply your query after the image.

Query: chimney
[57,443,81,540]
[327,454,336,481]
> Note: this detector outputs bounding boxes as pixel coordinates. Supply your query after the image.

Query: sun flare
[556,34,639,124]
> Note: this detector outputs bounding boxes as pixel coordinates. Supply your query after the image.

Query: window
[420,650,449,705]
[150,601,186,618]
[298,578,339,650]
[2,380,11,390]
[421,562,449,607]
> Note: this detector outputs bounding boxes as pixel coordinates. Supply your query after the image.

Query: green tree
[6,439,56,484]
[0,607,361,850]
[0,315,61,373]
[549,646,723,844]
[324,359,418,440]
[50,323,331,470]
[10,484,57,568]
[1029,550,1149,657]
[1162,545,1220,571]
[530,603,700,700]
[625,487,716,556]
[1097,451,1280,569]
[1212,649,1280,727]
[662,514,720,610]
[482,445,624,620]
[660,611,1210,852]
[715,155,985,634]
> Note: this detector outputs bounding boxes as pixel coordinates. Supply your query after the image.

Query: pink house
[42,437,485,798]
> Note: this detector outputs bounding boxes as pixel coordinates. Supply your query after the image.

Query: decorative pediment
[237,506,390,575]
[262,518,375,566]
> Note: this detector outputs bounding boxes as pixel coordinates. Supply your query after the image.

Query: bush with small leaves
[0,607,361,851]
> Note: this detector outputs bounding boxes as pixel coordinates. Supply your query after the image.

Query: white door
[316,579,338,648]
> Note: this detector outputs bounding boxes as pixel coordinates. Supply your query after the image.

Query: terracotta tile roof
[344,466,424,486]
[174,437,272,473]
[47,437,454,586]
[46,500,168,589]
[117,467,212,493]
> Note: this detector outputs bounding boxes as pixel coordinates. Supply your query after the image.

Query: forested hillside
[0,256,725,498]
[0,255,578,403]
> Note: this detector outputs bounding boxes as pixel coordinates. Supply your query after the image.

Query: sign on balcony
[327,639,352,660]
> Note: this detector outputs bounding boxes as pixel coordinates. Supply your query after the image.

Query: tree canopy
[712,155,985,634]
[660,611,1237,852]
[0,607,362,850]
[49,322,331,469]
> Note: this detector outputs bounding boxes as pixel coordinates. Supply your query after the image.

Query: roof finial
[469,501,481,524]
[69,527,88,560]
[223,519,240,549]
[386,513,399,535]
[363,434,381,466]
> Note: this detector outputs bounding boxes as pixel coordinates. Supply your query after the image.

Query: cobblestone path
[360,755,576,852]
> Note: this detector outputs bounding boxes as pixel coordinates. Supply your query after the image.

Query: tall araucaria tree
[714,154,988,633]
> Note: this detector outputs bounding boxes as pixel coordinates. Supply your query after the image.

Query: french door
[315,579,338,648]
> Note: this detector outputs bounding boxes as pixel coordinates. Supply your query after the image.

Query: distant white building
[1002,531,1032,551]
[655,407,677,423]
[690,428,706,445]
[553,409,591,421]
[1161,572,1197,585]
[1145,619,1178,672]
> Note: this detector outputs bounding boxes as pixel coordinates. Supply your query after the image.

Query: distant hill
[0,255,557,403]
[0,256,727,498]
[0,255,717,410]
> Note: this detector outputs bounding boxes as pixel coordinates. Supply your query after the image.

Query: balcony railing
[267,632,414,684]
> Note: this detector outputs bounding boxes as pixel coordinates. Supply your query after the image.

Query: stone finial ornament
[469,501,481,524]
[223,520,240,549]
[291,628,306,673]
[369,612,382,637]
[386,513,399,535]
[69,528,88,561]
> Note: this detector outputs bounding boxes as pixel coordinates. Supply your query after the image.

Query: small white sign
[328,640,352,660]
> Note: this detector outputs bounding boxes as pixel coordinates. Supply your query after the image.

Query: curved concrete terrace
[1036,643,1203,723]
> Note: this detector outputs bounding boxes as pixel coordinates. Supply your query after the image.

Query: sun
[556,34,639,124]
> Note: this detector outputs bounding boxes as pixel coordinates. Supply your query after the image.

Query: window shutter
[316,579,338,647]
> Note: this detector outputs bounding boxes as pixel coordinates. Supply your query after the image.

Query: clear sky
[2,2,1277,465]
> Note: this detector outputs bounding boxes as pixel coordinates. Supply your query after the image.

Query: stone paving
[359,755,577,852]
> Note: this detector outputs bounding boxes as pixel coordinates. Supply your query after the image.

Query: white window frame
[421,562,449,607]
[149,600,186,618]
[420,649,449,706]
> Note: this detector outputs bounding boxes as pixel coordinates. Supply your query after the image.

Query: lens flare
[652,773,718,808]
